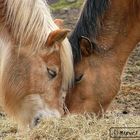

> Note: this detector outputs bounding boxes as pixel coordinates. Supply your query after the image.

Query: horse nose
[30,112,43,128]
[30,109,61,128]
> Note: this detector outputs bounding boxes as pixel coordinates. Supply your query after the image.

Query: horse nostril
[122,110,128,114]
[34,116,41,126]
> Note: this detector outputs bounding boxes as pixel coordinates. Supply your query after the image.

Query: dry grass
[0,111,139,140]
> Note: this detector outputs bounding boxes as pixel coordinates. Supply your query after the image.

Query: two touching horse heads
[66,0,140,115]
[0,0,74,128]
[1,0,140,127]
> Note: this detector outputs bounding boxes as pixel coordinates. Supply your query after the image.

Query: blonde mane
[0,0,74,90]
[0,36,12,106]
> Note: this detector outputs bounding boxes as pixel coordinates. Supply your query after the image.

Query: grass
[50,0,84,11]
[0,111,140,140]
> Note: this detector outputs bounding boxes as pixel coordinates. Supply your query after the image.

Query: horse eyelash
[47,68,57,78]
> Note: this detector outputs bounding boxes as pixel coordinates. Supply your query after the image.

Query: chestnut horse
[66,0,140,115]
[0,0,74,128]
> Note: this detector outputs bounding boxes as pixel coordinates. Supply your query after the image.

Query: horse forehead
[74,57,88,72]
[42,51,61,67]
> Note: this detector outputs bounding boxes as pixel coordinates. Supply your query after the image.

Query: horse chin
[30,109,61,128]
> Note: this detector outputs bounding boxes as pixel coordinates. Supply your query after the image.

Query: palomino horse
[0,0,74,128]
[66,0,140,115]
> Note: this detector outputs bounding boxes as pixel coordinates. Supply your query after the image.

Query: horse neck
[95,0,140,73]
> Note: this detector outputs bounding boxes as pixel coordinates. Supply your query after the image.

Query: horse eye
[75,74,84,83]
[47,68,57,79]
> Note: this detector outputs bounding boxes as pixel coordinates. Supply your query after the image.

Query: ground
[0,2,140,140]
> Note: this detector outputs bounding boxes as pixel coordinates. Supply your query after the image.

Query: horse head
[1,29,71,128]
[66,0,140,116]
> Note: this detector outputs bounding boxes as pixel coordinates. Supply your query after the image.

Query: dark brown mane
[69,0,110,62]
[130,0,140,17]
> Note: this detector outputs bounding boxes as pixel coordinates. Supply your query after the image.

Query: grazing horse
[0,0,74,128]
[66,0,140,115]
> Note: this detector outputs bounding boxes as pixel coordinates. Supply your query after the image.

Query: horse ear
[79,36,93,57]
[46,29,70,47]
[54,19,64,28]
